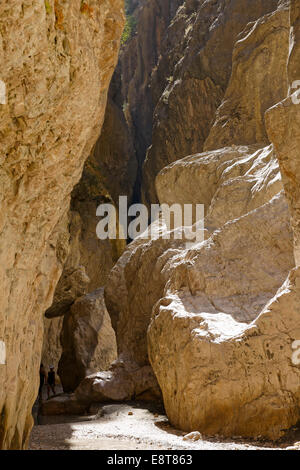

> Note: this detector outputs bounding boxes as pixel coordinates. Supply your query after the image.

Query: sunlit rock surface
[0,0,124,449]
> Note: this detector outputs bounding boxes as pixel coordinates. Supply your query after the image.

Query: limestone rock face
[156,145,282,229]
[75,359,161,405]
[204,6,289,150]
[68,65,136,292]
[265,0,300,266]
[0,0,124,450]
[148,266,300,440]
[41,67,136,374]
[41,394,87,416]
[146,1,300,440]
[98,0,300,441]
[141,0,280,205]
[42,317,63,375]
[58,289,117,393]
[120,0,182,186]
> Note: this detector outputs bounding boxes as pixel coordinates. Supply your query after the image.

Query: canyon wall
[76,0,300,441]
[3,0,300,448]
[140,0,280,205]
[0,0,124,449]
[42,57,137,381]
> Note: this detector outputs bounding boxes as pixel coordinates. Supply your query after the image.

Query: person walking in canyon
[39,364,47,401]
[47,366,56,399]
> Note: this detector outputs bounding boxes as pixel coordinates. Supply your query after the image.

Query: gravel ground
[28,402,300,451]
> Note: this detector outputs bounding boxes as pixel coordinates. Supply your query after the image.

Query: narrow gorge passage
[29,403,300,450]
[1,0,300,454]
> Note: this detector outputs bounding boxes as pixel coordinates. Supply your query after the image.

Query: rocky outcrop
[0,0,124,450]
[147,1,300,440]
[75,359,161,405]
[82,0,300,441]
[120,0,183,199]
[141,0,280,206]
[265,0,300,266]
[204,6,289,151]
[148,265,300,440]
[58,289,117,392]
[92,67,138,208]
[41,394,87,416]
[41,64,137,376]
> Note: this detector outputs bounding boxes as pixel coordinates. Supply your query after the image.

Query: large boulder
[42,316,64,375]
[58,289,117,393]
[75,359,161,405]
[40,394,87,416]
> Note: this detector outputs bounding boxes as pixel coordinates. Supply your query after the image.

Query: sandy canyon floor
[28,402,300,451]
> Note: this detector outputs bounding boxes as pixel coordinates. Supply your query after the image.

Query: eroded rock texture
[120,0,182,198]
[3,0,300,449]
[58,289,117,393]
[141,0,281,205]
[42,48,136,378]
[89,0,300,441]
[266,0,300,266]
[0,0,124,449]
[148,1,300,440]
[149,265,300,440]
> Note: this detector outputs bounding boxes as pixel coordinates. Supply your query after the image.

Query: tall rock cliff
[42,58,137,382]
[120,0,183,201]
[0,0,124,450]
[140,0,280,205]
[76,0,300,441]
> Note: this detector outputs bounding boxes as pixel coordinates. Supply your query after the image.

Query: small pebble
[183,431,202,441]
[286,442,300,450]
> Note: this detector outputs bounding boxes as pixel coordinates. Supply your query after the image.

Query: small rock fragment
[183,431,202,442]
[286,442,300,450]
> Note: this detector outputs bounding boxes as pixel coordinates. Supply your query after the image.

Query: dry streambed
[29,403,300,451]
